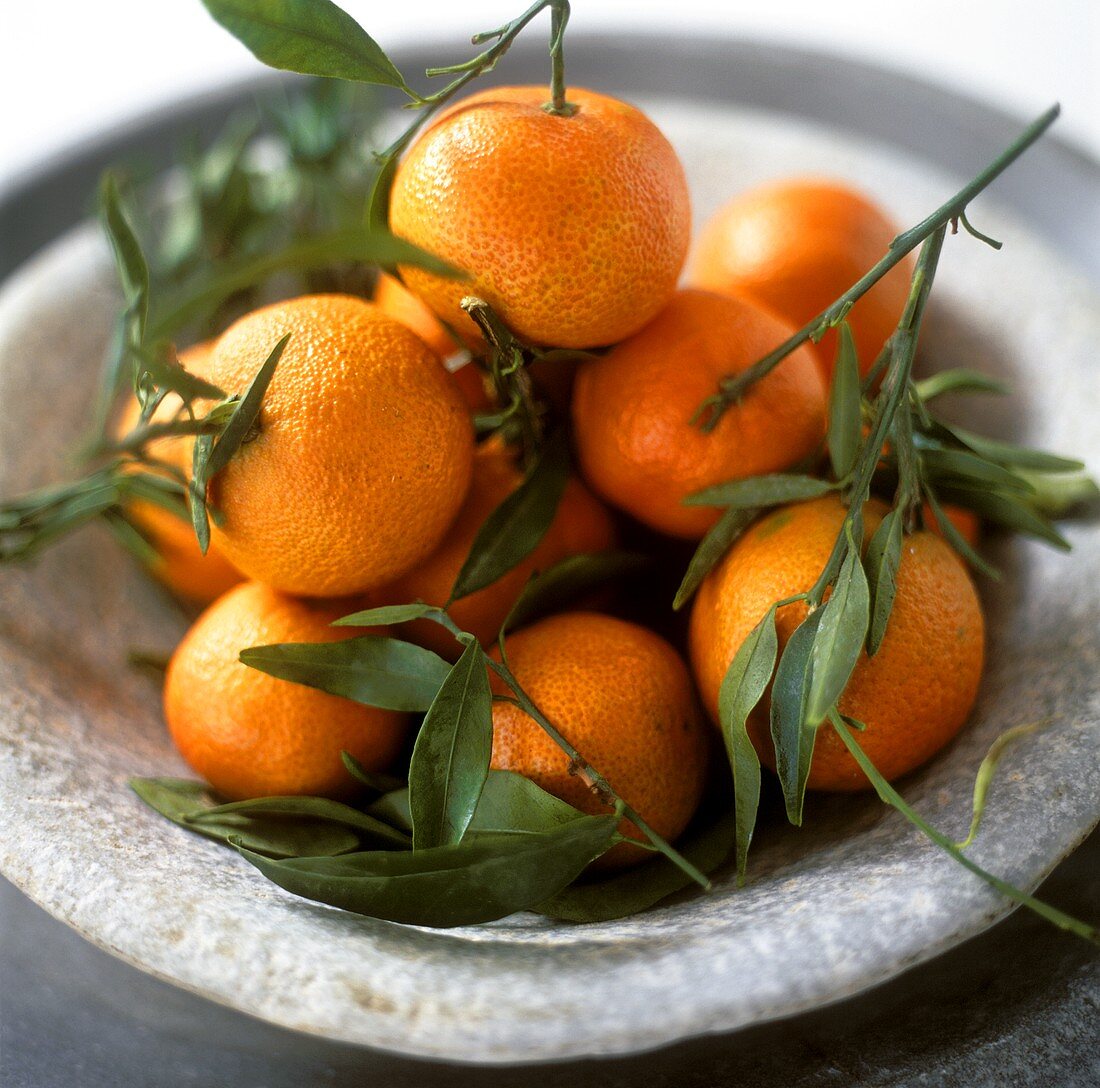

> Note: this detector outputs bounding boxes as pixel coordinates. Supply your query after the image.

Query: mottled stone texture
[0,104,1097,1063]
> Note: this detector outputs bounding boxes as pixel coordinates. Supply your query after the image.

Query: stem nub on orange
[202,295,475,597]
[389,86,691,349]
[115,342,242,605]
[375,439,616,659]
[490,612,710,869]
[571,289,827,539]
[164,581,407,800]
[689,497,985,790]
[688,179,914,379]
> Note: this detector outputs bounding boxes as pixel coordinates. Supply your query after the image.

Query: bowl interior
[1,100,1098,1064]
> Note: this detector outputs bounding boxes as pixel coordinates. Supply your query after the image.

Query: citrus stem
[693,104,1061,432]
[829,711,1099,945]
[544,1,575,116]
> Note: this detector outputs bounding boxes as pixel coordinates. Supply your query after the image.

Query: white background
[1,0,1098,190]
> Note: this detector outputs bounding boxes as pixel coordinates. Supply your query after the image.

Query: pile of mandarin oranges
[124,84,987,872]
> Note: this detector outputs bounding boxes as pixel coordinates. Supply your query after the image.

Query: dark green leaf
[341,751,406,795]
[201,0,409,89]
[685,474,833,509]
[234,815,619,927]
[913,368,1009,401]
[205,333,289,478]
[449,429,571,602]
[921,448,1034,494]
[240,635,450,711]
[770,608,826,826]
[938,486,1070,550]
[334,602,445,628]
[366,141,403,232]
[717,606,778,882]
[366,787,412,834]
[864,508,904,654]
[502,551,651,634]
[130,777,358,857]
[828,322,862,480]
[806,529,869,725]
[134,341,225,402]
[99,173,149,342]
[188,795,410,848]
[188,432,214,554]
[673,506,756,610]
[467,770,583,835]
[924,487,1001,579]
[103,509,159,566]
[409,640,493,849]
[537,805,737,923]
[944,424,1084,473]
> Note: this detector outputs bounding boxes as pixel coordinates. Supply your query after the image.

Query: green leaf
[365,787,412,834]
[366,140,403,232]
[341,751,406,795]
[913,368,1009,401]
[467,770,583,835]
[956,720,1048,849]
[188,432,214,555]
[234,815,620,927]
[672,506,756,611]
[684,474,833,509]
[449,429,571,603]
[943,424,1084,473]
[920,448,1034,494]
[864,508,904,655]
[409,640,494,849]
[770,607,826,826]
[1017,470,1100,517]
[188,795,410,848]
[240,635,450,711]
[537,805,737,923]
[99,173,149,343]
[938,486,1070,550]
[923,487,1001,579]
[806,528,869,725]
[204,333,289,479]
[133,341,225,403]
[827,321,862,480]
[130,777,359,858]
[717,606,778,882]
[501,551,651,634]
[334,602,445,628]
[201,0,409,89]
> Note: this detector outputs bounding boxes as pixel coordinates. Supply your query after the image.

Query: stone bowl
[1,100,1097,1064]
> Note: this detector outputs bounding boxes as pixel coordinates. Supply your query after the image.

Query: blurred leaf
[334,602,446,628]
[1016,470,1100,518]
[924,486,1001,579]
[939,486,1070,550]
[921,448,1034,494]
[99,173,149,343]
[340,751,406,795]
[409,641,494,849]
[944,424,1084,473]
[913,368,1009,401]
[240,635,450,711]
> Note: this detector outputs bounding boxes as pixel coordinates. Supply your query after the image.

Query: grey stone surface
[0,102,1098,1065]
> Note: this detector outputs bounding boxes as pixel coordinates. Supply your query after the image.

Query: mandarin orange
[164,581,407,800]
[390,85,691,349]
[688,180,914,379]
[689,496,985,790]
[202,295,474,597]
[571,289,827,539]
[490,612,709,868]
